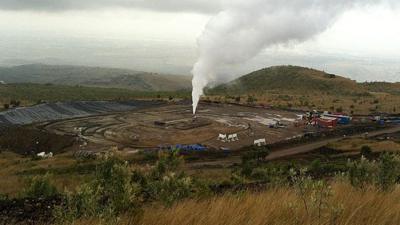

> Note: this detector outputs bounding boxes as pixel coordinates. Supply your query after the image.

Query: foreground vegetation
[2,143,400,224]
[138,182,400,225]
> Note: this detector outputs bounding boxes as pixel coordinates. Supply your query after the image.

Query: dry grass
[137,182,400,225]
[0,151,93,196]
[71,182,400,225]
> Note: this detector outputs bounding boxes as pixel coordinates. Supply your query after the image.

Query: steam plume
[191,0,394,114]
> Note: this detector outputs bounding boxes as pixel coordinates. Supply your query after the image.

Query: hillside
[0,64,191,92]
[363,82,400,95]
[209,66,367,96]
[0,83,190,109]
[208,66,400,114]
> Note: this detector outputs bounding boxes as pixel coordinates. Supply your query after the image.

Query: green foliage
[144,150,210,205]
[347,156,377,189]
[241,146,270,163]
[377,153,400,191]
[146,173,194,206]
[235,146,270,179]
[307,160,346,178]
[21,173,59,198]
[346,153,400,191]
[57,150,210,223]
[150,150,183,179]
[57,158,140,223]
[290,169,335,221]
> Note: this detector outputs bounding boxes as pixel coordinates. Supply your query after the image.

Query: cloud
[0,0,221,13]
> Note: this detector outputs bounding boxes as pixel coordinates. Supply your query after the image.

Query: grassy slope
[0,83,190,107]
[210,65,367,96]
[0,64,191,92]
[363,82,400,95]
[208,65,400,114]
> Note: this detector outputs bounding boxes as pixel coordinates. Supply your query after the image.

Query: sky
[0,0,399,82]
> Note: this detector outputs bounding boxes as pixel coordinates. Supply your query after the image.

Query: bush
[150,149,183,179]
[346,153,400,191]
[57,158,140,222]
[145,149,209,205]
[360,145,372,158]
[377,153,400,191]
[57,151,210,222]
[347,156,377,189]
[21,173,59,198]
[241,146,270,163]
[146,173,194,206]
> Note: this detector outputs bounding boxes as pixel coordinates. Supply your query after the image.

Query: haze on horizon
[0,0,399,83]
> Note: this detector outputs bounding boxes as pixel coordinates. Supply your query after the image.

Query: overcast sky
[0,0,399,82]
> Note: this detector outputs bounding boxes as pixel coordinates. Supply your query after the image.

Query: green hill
[207,65,400,114]
[362,82,400,95]
[209,66,368,96]
[0,64,191,92]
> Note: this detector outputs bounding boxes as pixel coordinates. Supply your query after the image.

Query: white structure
[227,134,239,142]
[37,152,53,158]
[218,134,227,142]
[254,138,267,146]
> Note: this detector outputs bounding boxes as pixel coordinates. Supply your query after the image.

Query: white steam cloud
[191,0,395,114]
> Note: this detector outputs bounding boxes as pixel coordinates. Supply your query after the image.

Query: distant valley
[0,64,192,92]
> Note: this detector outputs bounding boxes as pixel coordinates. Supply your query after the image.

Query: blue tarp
[175,144,207,151]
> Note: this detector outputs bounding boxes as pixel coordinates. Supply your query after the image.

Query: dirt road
[266,125,400,160]
[188,125,400,169]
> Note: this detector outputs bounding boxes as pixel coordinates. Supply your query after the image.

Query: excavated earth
[40,102,304,152]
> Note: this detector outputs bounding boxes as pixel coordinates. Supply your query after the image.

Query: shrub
[235,146,270,178]
[377,153,400,191]
[347,156,377,189]
[241,146,270,163]
[21,173,59,198]
[289,169,333,220]
[57,151,210,222]
[146,173,194,206]
[145,149,209,205]
[250,167,270,181]
[58,158,140,222]
[150,149,183,179]
[360,145,372,158]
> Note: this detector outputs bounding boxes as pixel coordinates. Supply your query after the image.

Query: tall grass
[138,182,400,225]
